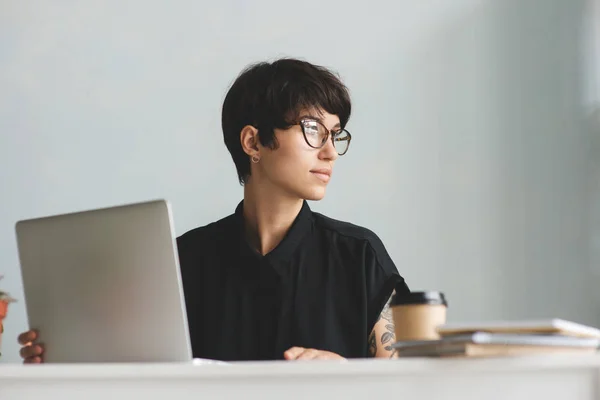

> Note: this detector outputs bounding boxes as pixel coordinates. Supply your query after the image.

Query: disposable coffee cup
[391,291,447,341]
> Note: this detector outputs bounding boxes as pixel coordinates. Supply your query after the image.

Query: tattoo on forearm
[381,331,394,345]
[367,294,398,357]
[380,298,396,351]
[380,301,394,325]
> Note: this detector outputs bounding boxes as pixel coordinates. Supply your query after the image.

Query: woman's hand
[284,347,346,361]
[17,330,44,364]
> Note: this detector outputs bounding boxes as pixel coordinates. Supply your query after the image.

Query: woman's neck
[242,181,303,255]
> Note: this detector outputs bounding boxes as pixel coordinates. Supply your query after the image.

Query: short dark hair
[221,58,352,185]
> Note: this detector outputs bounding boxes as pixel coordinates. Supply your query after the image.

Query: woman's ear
[240,125,260,157]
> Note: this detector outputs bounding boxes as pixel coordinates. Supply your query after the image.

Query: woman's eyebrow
[299,114,321,122]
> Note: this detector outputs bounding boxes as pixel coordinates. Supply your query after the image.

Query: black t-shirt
[176,200,409,361]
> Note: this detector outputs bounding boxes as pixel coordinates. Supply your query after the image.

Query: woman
[18,58,410,362]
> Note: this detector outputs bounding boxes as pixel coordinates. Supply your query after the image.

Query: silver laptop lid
[16,200,192,363]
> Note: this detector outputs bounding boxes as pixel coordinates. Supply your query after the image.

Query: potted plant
[0,275,16,358]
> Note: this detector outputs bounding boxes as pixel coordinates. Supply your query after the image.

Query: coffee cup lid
[391,291,447,307]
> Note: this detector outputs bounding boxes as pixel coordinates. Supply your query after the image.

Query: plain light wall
[0,0,597,363]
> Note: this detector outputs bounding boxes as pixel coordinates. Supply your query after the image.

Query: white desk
[1,355,599,400]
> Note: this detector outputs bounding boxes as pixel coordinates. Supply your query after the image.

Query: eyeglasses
[299,118,352,156]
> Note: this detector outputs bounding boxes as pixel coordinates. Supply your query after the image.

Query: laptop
[15,200,193,363]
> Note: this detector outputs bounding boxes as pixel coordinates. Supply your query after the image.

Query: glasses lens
[333,130,350,155]
[302,120,329,148]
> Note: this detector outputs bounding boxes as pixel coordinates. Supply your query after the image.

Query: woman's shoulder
[311,212,387,252]
[177,213,237,249]
[312,212,406,313]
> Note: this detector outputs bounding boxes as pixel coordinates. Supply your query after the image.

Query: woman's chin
[302,187,327,201]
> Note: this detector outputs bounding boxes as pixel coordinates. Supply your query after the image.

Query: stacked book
[393,319,600,358]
